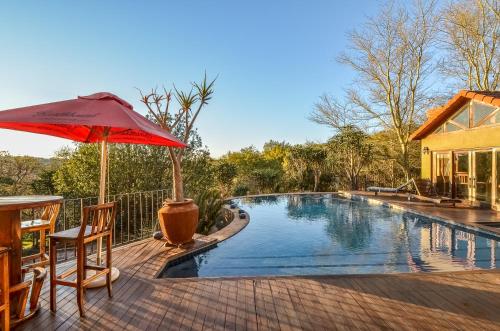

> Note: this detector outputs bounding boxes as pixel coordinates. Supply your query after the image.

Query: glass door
[453,152,470,199]
[434,152,452,197]
[496,151,500,207]
[473,151,492,205]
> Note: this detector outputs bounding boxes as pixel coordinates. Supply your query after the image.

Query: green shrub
[232,184,249,197]
[194,190,224,235]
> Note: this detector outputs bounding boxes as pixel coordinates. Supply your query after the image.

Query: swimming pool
[160,194,500,278]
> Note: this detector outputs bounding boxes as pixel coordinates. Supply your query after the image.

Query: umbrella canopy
[0,92,186,270]
[0,92,186,147]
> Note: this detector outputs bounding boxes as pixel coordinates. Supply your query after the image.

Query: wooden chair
[8,267,45,325]
[0,248,9,331]
[0,250,46,329]
[21,203,61,270]
[48,202,116,317]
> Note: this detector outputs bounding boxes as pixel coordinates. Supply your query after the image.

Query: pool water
[160,194,500,278]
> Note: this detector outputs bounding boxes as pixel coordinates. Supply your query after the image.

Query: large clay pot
[158,199,199,245]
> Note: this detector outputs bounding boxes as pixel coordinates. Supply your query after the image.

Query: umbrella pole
[87,135,120,289]
[97,139,108,265]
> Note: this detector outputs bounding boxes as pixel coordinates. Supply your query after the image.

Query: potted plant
[139,74,216,245]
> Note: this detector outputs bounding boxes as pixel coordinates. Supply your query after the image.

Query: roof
[410,90,500,140]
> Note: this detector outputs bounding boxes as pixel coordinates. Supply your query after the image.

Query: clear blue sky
[0,0,382,157]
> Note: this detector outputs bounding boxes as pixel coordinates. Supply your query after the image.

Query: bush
[232,184,249,197]
[194,190,224,235]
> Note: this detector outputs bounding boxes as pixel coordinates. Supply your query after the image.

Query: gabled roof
[410,90,500,140]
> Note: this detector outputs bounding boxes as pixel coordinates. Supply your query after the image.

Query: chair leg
[1,253,9,331]
[1,309,8,331]
[76,243,85,318]
[49,238,57,313]
[40,229,46,258]
[82,243,87,282]
[106,236,112,298]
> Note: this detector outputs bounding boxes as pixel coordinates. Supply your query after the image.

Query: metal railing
[23,189,170,263]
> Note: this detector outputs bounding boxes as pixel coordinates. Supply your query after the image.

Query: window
[451,104,469,128]
[445,122,461,132]
[472,101,496,126]
[430,100,498,136]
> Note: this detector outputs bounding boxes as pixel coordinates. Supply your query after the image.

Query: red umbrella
[0,92,185,200]
[0,92,185,147]
[0,92,186,283]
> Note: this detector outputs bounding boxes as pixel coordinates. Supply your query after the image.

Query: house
[410,90,500,210]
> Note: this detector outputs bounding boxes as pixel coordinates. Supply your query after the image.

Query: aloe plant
[139,74,216,202]
[194,190,224,234]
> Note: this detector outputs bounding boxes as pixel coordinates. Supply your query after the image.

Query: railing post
[139,193,143,239]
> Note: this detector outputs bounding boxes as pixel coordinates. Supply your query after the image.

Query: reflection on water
[161,195,500,278]
[239,195,280,206]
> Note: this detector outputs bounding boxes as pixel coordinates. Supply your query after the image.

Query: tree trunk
[313,171,320,192]
[400,142,410,181]
[351,174,357,191]
[171,153,184,202]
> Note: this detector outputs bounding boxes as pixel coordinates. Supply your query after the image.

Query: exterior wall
[421,151,432,179]
[420,124,500,179]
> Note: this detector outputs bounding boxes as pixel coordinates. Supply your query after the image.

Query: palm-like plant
[139,74,216,202]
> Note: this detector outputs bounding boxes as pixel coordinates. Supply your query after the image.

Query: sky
[0,0,382,158]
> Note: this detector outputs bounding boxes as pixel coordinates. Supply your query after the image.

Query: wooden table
[0,196,63,324]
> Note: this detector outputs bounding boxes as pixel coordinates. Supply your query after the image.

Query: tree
[0,153,42,195]
[31,164,60,195]
[336,0,438,180]
[213,160,237,197]
[284,144,327,192]
[327,126,373,190]
[53,143,169,198]
[220,146,284,195]
[139,74,216,202]
[309,94,356,130]
[441,0,499,90]
[250,168,281,194]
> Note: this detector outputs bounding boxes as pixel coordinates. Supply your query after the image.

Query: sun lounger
[412,194,461,206]
[368,178,462,206]
[412,179,461,206]
[367,179,415,195]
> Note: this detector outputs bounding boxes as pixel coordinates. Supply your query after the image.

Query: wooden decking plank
[345,278,397,330]
[241,279,258,331]
[163,281,199,330]
[254,279,281,331]
[200,280,225,331]
[221,280,237,331]
[175,280,202,331]
[267,279,302,331]
[409,285,488,330]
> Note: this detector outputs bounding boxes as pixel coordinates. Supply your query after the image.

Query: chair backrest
[79,202,117,240]
[41,203,61,232]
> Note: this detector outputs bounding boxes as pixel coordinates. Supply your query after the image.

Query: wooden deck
[15,236,500,331]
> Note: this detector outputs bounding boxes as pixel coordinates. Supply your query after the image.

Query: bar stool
[0,247,9,331]
[21,203,61,270]
[48,202,116,317]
